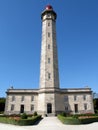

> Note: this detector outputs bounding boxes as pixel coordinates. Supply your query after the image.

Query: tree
[0,98,6,112]
[93,98,98,113]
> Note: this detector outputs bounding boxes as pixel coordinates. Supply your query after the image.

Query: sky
[0,0,98,97]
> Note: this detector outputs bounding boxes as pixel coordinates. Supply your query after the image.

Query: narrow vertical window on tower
[48,73,51,79]
[48,22,50,26]
[48,44,50,49]
[48,32,50,37]
[48,58,50,63]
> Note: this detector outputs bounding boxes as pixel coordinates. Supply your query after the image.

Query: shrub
[60,112,67,117]
[95,110,98,113]
[58,114,98,125]
[72,114,78,119]
[0,117,17,125]
[18,115,42,125]
[33,111,38,116]
[0,115,42,125]
[21,113,28,119]
[80,117,98,124]
[71,113,98,118]
[58,115,80,124]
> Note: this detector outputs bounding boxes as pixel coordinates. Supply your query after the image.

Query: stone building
[5,5,94,116]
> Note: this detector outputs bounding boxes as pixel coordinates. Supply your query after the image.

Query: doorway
[74,104,78,113]
[47,103,52,114]
[20,105,24,113]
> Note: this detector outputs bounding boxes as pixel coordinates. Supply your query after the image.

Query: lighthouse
[40,5,59,89]
[38,5,60,115]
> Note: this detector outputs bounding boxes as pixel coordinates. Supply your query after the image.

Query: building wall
[5,89,94,115]
[54,92,94,114]
[5,93,38,115]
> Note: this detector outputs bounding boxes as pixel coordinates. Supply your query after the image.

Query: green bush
[60,112,67,117]
[0,117,17,125]
[0,115,42,125]
[71,113,98,118]
[95,110,98,113]
[58,115,80,124]
[58,114,98,125]
[72,114,79,119]
[80,117,98,124]
[17,115,41,125]
[21,113,28,119]
[33,111,38,116]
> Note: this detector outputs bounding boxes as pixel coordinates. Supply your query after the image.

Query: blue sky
[0,0,98,97]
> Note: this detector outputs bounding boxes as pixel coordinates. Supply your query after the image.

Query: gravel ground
[0,117,98,130]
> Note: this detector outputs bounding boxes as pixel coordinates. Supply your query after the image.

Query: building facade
[5,5,94,116]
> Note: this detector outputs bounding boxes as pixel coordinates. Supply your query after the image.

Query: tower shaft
[40,6,59,89]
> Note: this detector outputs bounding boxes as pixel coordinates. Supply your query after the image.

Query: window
[64,96,68,102]
[48,22,50,26]
[48,73,51,79]
[48,44,50,49]
[84,103,87,110]
[74,95,77,101]
[83,95,86,100]
[31,105,34,111]
[65,106,68,111]
[48,58,50,63]
[31,96,34,101]
[21,96,24,102]
[11,104,14,111]
[48,32,50,37]
[12,95,15,101]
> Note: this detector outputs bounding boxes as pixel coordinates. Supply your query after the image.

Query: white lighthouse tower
[40,5,59,89]
[38,5,60,115]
